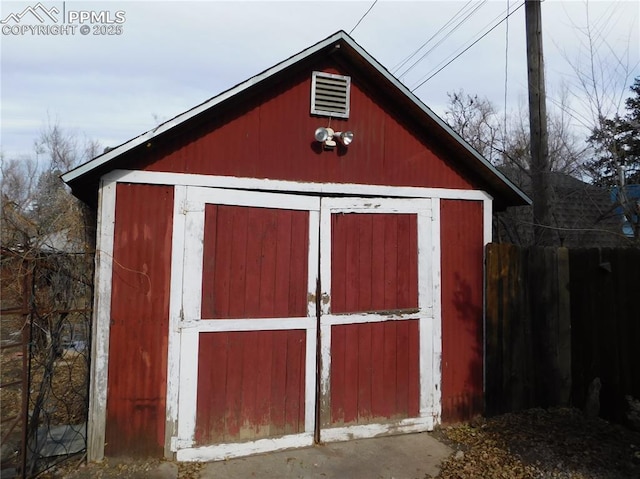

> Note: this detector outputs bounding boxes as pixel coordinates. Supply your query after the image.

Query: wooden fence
[485,243,640,424]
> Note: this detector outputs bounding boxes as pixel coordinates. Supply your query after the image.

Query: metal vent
[311,72,351,118]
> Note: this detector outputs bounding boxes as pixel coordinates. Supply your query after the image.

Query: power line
[396,0,488,80]
[411,1,526,92]
[349,0,378,35]
[391,0,476,75]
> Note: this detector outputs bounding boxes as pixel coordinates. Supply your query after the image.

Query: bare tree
[444,90,502,164]
[556,1,639,243]
[444,89,588,176]
[2,119,100,252]
[559,1,635,131]
[443,89,629,247]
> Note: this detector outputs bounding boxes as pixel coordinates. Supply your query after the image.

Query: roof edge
[62,31,350,185]
[62,30,530,207]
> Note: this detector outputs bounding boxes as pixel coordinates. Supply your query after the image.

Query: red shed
[63,31,529,462]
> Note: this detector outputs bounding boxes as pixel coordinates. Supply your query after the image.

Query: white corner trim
[483,198,493,247]
[482,198,493,398]
[164,184,187,458]
[87,178,116,462]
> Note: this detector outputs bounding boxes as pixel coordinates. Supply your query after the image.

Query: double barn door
[170,187,439,461]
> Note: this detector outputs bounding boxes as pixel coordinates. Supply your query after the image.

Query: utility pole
[525,0,552,245]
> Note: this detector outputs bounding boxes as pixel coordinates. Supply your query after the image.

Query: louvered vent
[311,72,351,118]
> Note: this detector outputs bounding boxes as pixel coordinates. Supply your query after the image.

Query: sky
[1,0,638,164]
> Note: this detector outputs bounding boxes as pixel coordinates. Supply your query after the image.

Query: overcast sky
[1,0,638,164]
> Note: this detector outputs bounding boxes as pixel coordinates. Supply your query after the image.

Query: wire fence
[1,248,93,478]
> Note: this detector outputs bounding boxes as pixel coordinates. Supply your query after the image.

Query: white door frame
[167,191,442,460]
[88,170,492,463]
[168,187,320,461]
[318,197,441,442]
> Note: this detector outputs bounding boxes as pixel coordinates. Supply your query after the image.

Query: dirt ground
[39,407,640,479]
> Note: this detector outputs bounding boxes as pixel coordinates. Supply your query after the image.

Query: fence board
[568,247,640,423]
[486,244,638,423]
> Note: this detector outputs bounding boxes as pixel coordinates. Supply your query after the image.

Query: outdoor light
[314,127,354,149]
[315,127,334,144]
[337,131,354,146]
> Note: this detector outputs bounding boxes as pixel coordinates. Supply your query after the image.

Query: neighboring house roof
[62,31,530,210]
[496,168,633,247]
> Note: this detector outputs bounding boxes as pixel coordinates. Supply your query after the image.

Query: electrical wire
[411,1,526,92]
[391,0,476,75]
[396,0,488,80]
[349,0,378,35]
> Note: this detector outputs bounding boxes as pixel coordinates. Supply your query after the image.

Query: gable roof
[62,31,530,209]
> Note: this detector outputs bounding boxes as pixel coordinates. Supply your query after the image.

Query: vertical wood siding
[196,203,309,443]
[440,200,484,422]
[137,64,477,192]
[201,205,309,319]
[329,213,420,425]
[195,330,306,444]
[330,321,420,425]
[330,213,418,313]
[106,183,173,456]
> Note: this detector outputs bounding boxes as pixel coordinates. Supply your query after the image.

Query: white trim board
[176,433,315,462]
[317,196,440,436]
[87,175,492,463]
[170,188,321,461]
[320,417,434,443]
[102,169,493,202]
[86,178,116,462]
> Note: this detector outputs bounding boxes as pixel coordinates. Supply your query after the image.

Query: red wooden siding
[330,320,420,425]
[201,205,309,319]
[195,329,306,444]
[329,213,420,425]
[137,64,477,192]
[196,202,309,443]
[330,213,418,314]
[106,183,174,457]
[440,200,484,422]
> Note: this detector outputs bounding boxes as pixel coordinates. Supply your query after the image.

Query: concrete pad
[198,432,452,479]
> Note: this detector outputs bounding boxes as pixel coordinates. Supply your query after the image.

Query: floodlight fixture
[336,131,354,146]
[314,127,333,142]
[314,127,353,149]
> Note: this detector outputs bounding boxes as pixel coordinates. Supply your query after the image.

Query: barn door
[172,187,320,461]
[318,197,438,441]
[170,189,439,460]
